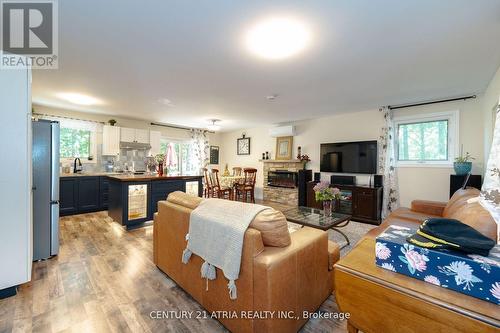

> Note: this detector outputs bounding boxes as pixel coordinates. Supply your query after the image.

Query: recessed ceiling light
[245,17,311,60]
[207,119,221,131]
[266,94,279,100]
[57,93,101,106]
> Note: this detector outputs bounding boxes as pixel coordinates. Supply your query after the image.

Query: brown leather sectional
[153,192,340,333]
[364,188,497,241]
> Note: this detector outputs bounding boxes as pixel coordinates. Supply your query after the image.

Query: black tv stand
[306,181,383,225]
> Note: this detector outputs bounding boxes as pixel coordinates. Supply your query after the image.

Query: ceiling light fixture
[57,93,101,106]
[207,119,221,132]
[266,94,279,100]
[245,17,311,60]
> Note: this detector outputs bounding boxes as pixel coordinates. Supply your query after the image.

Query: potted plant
[155,153,166,176]
[108,119,117,126]
[454,146,475,175]
[313,181,341,217]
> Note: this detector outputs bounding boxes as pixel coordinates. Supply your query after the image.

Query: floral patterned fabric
[376,225,500,304]
[480,107,500,243]
[378,107,400,218]
[190,129,209,174]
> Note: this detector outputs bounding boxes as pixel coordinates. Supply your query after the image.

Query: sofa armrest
[252,227,331,333]
[411,200,446,216]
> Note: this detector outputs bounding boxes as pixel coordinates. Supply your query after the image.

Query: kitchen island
[107,174,203,229]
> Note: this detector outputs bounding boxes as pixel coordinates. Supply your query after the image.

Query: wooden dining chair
[235,168,257,203]
[232,167,242,176]
[202,168,213,198]
[211,169,233,200]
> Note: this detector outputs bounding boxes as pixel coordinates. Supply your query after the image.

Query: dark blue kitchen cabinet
[60,175,111,216]
[60,177,78,216]
[99,176,109,209]
[78,176,100,212]
[150,180,185,216]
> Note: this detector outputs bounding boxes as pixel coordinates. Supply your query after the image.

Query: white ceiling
[32,0,500,131]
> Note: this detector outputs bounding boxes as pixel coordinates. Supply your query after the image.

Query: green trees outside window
[60,128,91,158]
[398,120,448,161]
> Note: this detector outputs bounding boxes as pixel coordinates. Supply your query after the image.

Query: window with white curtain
[394,111,459,167]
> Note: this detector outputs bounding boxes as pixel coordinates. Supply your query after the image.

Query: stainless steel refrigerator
[32,119,60,260]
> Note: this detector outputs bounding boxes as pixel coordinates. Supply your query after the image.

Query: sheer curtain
[480,106,500,242]
[190,129,209,175]
[378,107,400,218]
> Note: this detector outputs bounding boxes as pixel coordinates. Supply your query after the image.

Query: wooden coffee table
[283,206,352,249]
[335,238,500,333]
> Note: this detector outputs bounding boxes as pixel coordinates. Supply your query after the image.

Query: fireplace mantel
[259,159,304,164]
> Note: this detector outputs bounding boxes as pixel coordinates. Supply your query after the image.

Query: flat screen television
[320,140,378,174]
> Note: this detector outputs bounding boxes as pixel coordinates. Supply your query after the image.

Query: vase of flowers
[313,181,341,217]
[299,154,311,170]
[155,153,166,176]
[454,147,474,175]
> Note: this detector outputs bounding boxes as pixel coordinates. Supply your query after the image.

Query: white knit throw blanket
[181,198,269,300]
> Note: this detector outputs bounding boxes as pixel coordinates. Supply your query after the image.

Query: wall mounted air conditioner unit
[269,125,296,137]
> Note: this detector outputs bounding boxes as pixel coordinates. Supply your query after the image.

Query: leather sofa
[153,192,340,333]
[364,188,497,241]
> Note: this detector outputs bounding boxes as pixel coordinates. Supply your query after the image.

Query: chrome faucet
[73,158,82,173]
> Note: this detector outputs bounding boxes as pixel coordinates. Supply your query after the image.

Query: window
[160,139,198,176]
[395,111,459,167]
[60,127,92,158]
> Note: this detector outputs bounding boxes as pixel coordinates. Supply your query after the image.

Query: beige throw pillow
[250,208,291,247]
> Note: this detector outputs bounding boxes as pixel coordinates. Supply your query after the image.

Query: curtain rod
[150,122,215,134]
[387,95,476,110]
[33,112,105,124]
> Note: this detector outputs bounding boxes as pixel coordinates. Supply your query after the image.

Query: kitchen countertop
[60,172,124,178]
[106,174,203,182]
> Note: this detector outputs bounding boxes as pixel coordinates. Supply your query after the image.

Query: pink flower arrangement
[313,181,341,201]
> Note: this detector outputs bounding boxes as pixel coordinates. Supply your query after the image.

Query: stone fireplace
[262,160,305,205]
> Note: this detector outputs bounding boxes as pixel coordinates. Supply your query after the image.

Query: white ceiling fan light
[207,119,221,131]
[245,16,312,60]
[56,92,102,106]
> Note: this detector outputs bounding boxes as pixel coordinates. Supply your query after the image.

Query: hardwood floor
[0,210,348,333]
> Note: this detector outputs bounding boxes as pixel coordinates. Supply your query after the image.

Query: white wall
[220,97,486,207]
[0,67,32,290]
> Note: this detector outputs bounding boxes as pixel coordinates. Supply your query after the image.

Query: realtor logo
[1,0,58,69]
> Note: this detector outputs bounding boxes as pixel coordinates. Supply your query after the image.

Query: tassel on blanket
[228,280,237,300]
[185,233,189,241]
[181,248,192,264]
[201,261,216,280]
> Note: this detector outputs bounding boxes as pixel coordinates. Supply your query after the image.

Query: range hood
[119,141,151,150]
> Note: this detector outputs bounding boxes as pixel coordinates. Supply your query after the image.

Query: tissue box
[375,225,500,305]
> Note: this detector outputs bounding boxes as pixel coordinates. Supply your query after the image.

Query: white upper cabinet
[102,125,121,156]
[135,129,150,144]
[149,130,161,156]
[120,127,150,144]
[120,127,136,142]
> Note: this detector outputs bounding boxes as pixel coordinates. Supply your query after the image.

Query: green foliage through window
[160,140,198,175]
[60,128,91,158]
[398,120,448,161]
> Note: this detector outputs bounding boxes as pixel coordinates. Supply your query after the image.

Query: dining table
[219,175,245,189]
